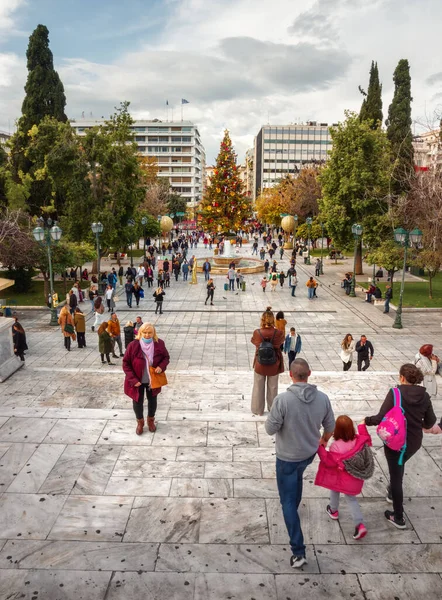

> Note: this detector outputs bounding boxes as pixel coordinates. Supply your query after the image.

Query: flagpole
[181,102,183,122]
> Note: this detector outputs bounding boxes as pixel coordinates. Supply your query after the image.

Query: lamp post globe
[32,226,45,243]
[50,224,62,242]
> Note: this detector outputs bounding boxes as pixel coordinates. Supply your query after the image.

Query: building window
[135,136,146,142]
[133,127,146,132]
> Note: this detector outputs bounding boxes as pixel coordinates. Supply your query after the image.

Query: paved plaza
[0,245,441,599]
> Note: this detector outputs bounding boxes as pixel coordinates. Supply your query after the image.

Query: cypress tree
[20,24,67,132]
[10,25,67,214]
[386,59,414,194]
[359,61,383,128]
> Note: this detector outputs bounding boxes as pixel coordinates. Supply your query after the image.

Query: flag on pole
[181,98,190,104]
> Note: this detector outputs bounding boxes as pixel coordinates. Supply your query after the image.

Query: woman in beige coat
[58,305,76,351]
[250,307,285,415]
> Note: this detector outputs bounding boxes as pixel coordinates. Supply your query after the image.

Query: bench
[107,253,127,260]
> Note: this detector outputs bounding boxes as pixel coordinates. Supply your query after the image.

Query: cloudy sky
[1,0,442,162]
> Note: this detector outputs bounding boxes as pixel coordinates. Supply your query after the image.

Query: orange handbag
[149,366,168,388]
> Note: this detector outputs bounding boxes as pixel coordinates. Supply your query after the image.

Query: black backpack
[257,330,277,365]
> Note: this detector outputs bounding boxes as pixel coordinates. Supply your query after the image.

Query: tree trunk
[63,273,67,295]
[355,240,363,275]
[429,275,433,299]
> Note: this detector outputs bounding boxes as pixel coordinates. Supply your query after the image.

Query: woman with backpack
[270,273,278,292]
[364,363,436,529]
[250,307,285,416]
[315,415,373,540]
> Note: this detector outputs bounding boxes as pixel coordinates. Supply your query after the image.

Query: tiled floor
[0,243,441,598]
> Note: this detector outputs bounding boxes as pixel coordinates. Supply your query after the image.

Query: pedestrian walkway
[0,239,441,599]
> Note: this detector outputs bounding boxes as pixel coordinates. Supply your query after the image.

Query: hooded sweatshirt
[265,383,335,462]
[365,385,436,455]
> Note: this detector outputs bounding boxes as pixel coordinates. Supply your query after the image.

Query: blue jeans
[384,298,390,313]
[276,454,315,557]
[308,287,314,299]
[229,279,235,290]
[291,285,297,297]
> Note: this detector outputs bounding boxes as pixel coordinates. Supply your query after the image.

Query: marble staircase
[0,368,441,599]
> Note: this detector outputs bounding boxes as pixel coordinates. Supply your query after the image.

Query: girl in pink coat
[315,416,373,540]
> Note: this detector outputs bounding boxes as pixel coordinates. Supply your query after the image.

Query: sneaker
[384,510,406,529]
[326,505,339,520]
[107,362,116,366]
[119,354,124,358]
[290,555,307,569]
[353,523,367,540]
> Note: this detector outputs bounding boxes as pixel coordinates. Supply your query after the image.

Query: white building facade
[413,130,442,171]
[254,122,334,197]
[71,119,206,207]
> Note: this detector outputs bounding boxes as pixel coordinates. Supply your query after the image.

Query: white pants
[251,372,279,414]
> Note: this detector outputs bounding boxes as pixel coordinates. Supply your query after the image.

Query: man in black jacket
[384,285,393,313]
[355,335,374,371]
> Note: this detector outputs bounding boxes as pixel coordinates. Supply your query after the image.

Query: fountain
[197,238,265,275]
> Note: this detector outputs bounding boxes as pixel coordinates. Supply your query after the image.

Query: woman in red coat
[122,322,170,435]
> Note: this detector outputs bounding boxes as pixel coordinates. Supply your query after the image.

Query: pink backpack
[376,387,407,465]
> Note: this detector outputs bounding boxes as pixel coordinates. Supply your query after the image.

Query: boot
[136,418,144,435]
[147,416,156,432]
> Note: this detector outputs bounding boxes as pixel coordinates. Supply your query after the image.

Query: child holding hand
[315,415,374,540]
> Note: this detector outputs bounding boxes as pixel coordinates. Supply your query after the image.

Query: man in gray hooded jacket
[265,358,335,568]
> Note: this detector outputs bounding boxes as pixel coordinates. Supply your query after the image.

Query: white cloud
[1,0,442,161]
[0,0,27,36]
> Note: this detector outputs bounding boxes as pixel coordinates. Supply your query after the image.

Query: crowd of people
[7,221,442,575]
[249,305,442,568]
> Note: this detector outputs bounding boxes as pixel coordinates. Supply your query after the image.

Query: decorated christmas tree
[200,130,252,232]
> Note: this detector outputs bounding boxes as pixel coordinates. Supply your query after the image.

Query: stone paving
[0,242,441,599]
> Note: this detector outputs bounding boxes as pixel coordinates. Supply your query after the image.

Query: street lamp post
[128,219,135,268]
[141,217,147,256]
[91,222,104,294]
[32,217,62,326]
[392,227,423,329]
[306,217,312,265]
[320,221,324,275]
[349,223,363,298]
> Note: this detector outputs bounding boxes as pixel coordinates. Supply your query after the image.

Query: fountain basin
[197,257,265,275]
[213,256,242,266]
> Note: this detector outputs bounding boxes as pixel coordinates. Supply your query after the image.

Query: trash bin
[4,307,12,317]
[241,281,246,292]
